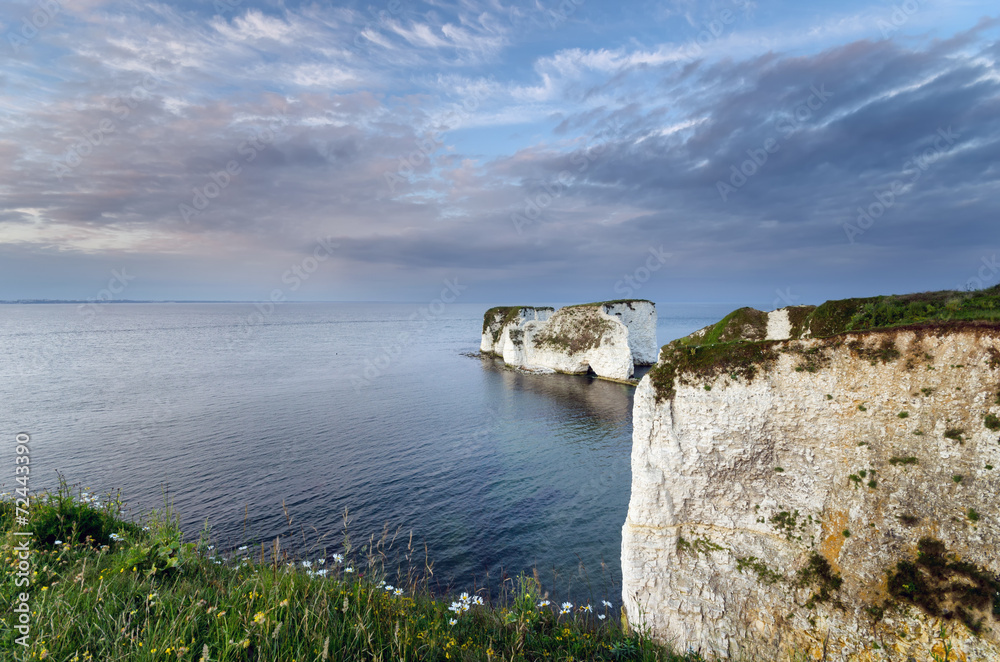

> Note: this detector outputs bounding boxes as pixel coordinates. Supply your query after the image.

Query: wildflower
[279,599,289,608]
[345,566,354,573]
[109,533,123,542]
[601,600,613,608]
[302,561,312,568]
[598,614,606,620]
[449,618,457,626]
[538,600,551,607]
[237,545,248,551]
[385,584,395,591]
[472,595,484,606]
[253,612,266,625]
[332,553,343,563]
[207,545,215,551]
[581,604,592,612]
[560,602,573,614]
[54,540,63,545]
[315,569,328,577]
[317,558,326,565]
[393,588,403,596]
[459,592,470,602]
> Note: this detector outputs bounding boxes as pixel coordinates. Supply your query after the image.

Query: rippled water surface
[1,302,735,600]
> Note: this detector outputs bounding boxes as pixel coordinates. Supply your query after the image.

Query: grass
[564,300,654,309]
[1,480,690,662]
[533,306,615,356]
[944,428,966,443]
[648,285,1000,402]
[889,456,919,466]
[482,307,554,346]
[648,340,778,402]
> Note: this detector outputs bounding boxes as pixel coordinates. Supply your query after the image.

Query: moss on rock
[533,306,615,355]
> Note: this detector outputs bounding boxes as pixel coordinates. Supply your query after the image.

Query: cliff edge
[622,287,1000,660]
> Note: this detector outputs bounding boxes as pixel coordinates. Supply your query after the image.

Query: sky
[1,0,998,306]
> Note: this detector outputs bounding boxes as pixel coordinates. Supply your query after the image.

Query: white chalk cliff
[481,300,657,381]
[622,293,1000,660]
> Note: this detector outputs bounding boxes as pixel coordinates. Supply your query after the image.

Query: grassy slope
[1,482,692,662]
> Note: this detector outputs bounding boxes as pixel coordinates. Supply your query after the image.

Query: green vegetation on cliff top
[650,285,1000,402]
[482,306,554,344]
[564,299,655,309]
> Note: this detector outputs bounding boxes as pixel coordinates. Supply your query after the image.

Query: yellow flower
[253,611,266,625]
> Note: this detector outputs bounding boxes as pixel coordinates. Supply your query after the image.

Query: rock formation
[480,300,656,381]
[622,288,1000,660]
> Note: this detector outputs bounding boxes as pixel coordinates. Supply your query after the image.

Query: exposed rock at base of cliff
[480,300,656,381]
[623,287,1000,661]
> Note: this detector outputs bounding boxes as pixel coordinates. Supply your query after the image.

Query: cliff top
[564,299,655,309]
[680,286,1000,348]
[650,285,1000,402]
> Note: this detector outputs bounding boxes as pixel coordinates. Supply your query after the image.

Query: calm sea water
[0,301,736,601]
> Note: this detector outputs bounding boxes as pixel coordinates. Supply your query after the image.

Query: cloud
[1,1,998,301]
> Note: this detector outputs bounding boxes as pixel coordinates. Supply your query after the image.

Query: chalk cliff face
[622,289,1000,661]
[480,306,554,356]
[603,301,659,364]
[481,300,657,381]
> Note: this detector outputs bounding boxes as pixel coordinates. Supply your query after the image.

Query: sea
[0,301,738,603]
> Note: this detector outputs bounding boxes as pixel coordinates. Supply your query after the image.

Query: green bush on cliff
[1,480,687,661]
